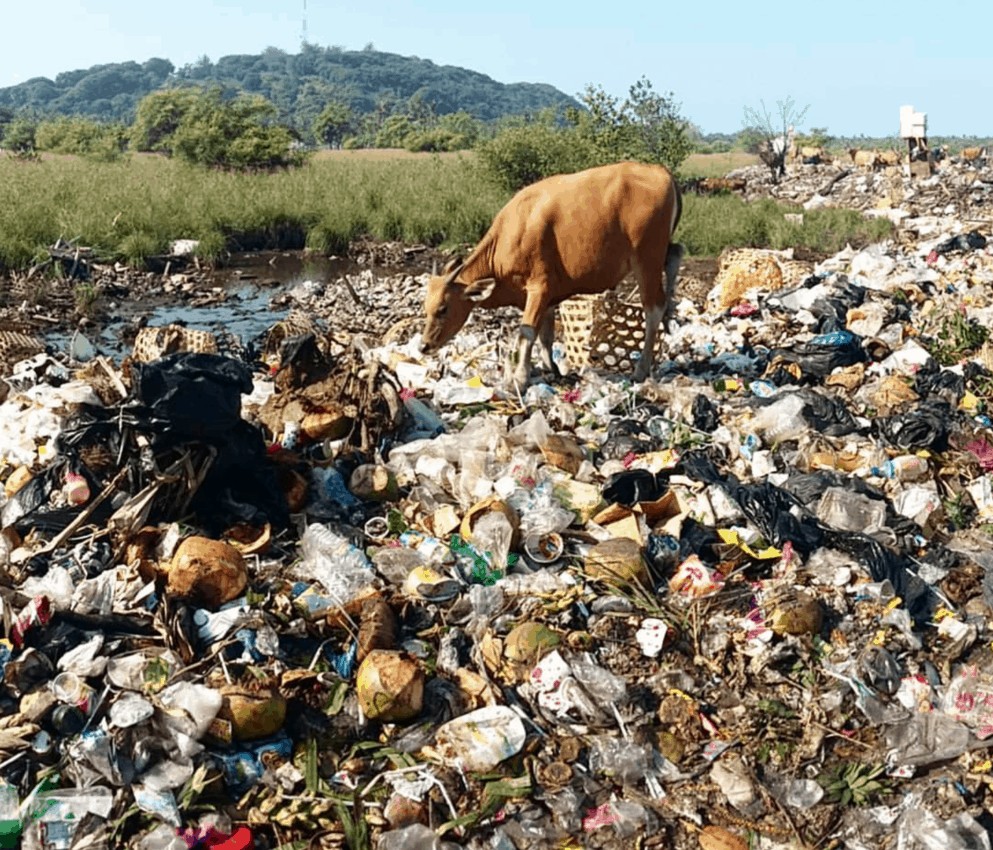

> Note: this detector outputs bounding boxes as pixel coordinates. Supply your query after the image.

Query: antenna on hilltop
[301,0,308,47]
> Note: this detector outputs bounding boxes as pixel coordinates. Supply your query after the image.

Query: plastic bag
[876,402,951,452]
[602,469,668,506]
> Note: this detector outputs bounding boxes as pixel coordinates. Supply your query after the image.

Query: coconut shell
[699,826,748,850]
[504,622,560,664]
[769,593,823,636]
[167,536,247,609]
[301,409,353,442]
[540,434,585,475]
[356,650,424,722]
[4,466,32,499]
[349,464,399,502]
[584,537,649,586]
[218,685,287,741]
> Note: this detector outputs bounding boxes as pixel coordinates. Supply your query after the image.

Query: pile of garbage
[723,155,993,227]
[3,220,993,850]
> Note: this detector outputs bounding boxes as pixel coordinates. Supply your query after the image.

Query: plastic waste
[0,784,18,850]
[751,393,808,442]
[139,824,188,850]
[816,487,887,533]
[770,776,824,810]
[588,736,653,785]
[582,800,650,837]
[110,693,155,728]
[378,823,463,850]
[871,455,929,481]
[22,787,114,850]
[403,396,446,438]
[435,706,527,771]
[297,523,374,605]
[884,712,972,767]
[895,802,992,850]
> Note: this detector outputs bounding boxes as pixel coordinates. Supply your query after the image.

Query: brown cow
[849,148,879,169]
[419,161,683,386]
[698,177,747,194]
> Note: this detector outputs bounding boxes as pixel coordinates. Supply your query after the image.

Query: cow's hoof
[633,366,650,383]
[509,368,531,390]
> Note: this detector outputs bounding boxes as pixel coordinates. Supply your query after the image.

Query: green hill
[0,44,579,128]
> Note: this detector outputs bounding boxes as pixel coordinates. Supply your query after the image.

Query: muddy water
[49,251,399,359]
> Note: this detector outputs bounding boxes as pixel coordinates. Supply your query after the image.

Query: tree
[625,77,693,170]
[567,76,692,173]
[743,96,810,182]
[130,87,203,151]
[2,117,37,153]
[169,89,299,169]
[312,100,353,148]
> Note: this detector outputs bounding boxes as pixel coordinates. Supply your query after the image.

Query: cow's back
[487,162,678,294]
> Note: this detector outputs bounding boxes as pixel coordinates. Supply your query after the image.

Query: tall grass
[679,194,893,257]
[0,152,891,271]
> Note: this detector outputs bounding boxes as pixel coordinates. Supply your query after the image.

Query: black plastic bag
[692,394,719,433]
[769,331,867,381]
[914,360,965,401]
[679,450,933,620]
[934,231,987,255]
[603,469,668,506]
[875,401,951,452]
[676,518,723,565]
[599,419,655,461]
[130,353,253,445]
[125,354,289,531]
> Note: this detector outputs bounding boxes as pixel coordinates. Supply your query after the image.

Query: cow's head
[420,259,497,354]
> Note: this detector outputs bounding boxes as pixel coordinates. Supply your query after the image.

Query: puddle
[44,251,389,360]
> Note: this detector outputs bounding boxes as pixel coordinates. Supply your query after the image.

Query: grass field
[0,150,886,272]
[681,151,760,177]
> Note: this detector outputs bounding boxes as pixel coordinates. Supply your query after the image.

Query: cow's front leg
[504,325,536,388]
[504,289,548,388]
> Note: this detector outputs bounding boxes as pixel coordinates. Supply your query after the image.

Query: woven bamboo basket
[559,284,664,372]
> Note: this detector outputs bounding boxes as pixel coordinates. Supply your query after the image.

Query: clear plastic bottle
[871,455,929,481]
[298,524,373,605]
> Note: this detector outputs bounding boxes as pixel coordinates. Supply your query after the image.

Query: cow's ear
[461,277,497,302]
[443,257,463,274]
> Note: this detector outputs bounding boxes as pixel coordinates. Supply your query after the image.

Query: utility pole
[301,0,308,47]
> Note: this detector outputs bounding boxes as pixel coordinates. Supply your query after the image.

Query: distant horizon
[3,1,991,137]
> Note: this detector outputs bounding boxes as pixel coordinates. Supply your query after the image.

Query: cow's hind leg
[632,253,666,383]
[536,308,559,376]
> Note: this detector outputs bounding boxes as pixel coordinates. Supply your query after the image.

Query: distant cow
[849,148,879,169]
[877,150,902,167]
[962,146,987,161]
[799,146,825,164]
[696,177,747,194]
[419,162,683,386]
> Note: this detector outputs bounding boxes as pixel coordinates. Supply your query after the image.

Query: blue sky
[2,0,990,136]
